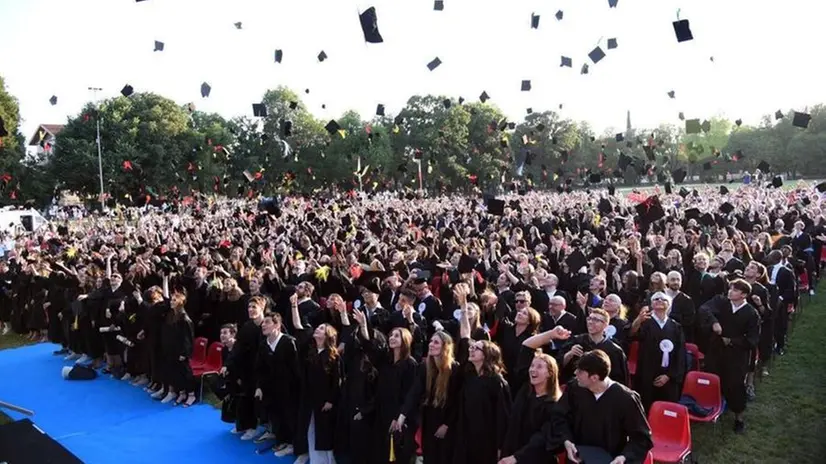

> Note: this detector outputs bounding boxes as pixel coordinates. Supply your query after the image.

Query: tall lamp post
[88,87,105,211]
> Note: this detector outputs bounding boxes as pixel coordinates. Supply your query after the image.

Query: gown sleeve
[619,391,654,462]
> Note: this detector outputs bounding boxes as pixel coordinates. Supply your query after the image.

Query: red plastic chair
[415,427,423,456]
[644,451,654,464]
[685,343,704,372]
[627,341,640,377]
[648,401,692,463]
[189,337,208,370]
[681,371,723,423]
[195,342,224,400]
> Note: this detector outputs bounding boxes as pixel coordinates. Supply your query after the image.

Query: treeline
[1,79,824,206]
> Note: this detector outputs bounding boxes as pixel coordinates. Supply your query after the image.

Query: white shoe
[230,427,242,435]
[809,289,815,296]
[161,392,177,404]
[274,444,294,457]
[151,389,166,399]
[121,373,132,382]
[132,376,149,387]
[240,429,259,441]
[293,454,309,464]
[1,326,10,335]
[254,431,275,443]
[75,355,91,365]
[64,352,81,361]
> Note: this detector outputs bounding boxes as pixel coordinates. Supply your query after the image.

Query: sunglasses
[652,296,669,302]
[515,299,528,304]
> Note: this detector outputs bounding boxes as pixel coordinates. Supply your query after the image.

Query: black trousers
[235,389,258,432]
[774,305,790,350]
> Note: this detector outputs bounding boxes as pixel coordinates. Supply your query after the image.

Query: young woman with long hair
[396,290,460,464]
[158,275,196,407]
[291,293,341,464]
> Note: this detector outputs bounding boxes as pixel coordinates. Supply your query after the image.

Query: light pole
[89,87,105,211]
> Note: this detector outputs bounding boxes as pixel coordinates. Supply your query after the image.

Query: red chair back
[415,427,423,456]
[799,270,810,290]
[643,451,654,464]
[203,342,224,372]
[684,343,703,371]
[627,341,639,376]
[682,371,722,411]
[191,337,208,365]
[648,401,692,461]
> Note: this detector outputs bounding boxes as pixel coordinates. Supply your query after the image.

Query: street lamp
[88,87,105,211]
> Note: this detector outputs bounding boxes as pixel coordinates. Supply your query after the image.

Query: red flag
[122,160,133,171]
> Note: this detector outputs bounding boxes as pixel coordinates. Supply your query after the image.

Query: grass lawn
[2,288,826,460]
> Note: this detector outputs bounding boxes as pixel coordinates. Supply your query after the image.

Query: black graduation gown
[559,382,653,463]
[254,332,300,443]
[495,320,535,398]
[295,336,342,455]
[632,317,686,411]
[402,360,462,464]
[452,337,512,464]
[159,311,194,390]
[558,334,629,386]
[336,326,379,463]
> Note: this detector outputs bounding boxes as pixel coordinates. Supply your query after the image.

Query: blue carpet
[0,343,296,463]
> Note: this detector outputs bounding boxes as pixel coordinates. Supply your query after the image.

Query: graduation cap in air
[615,133,624,142]
[775,110,784,120]
[771,176,783,188]
[673,19,693,42]
[274,49,283,63]
[678,112,685,121]
[121,84,134,97]
[521,80,532,91]
[317,51,328,62]
[561,56,572,67]
[719,185,729,195]
[589,46,606,64]
[608,185,616,196]
[479,91,490,103]
[720,202,735,214]
[792,112,811,129]
[49,95,58,106]
[288,101,298,110]
[200,82,211,98]
[636,196,666,224]
[608,0,619,7]
[607,38,617,49]
[672,167,687,184]
[566,250,588,273]
[531,13,540,29]
[701,120,712,133]
[526,108,533,115]
[154,40,164,52]
[234,22,242,29]
[281,120,293,137]
[757,160,770,172]
[427,57,442,71]
[667,90,675,99]
[376,104,385,116]
[816,182,826,193]
[325,119,342,135]
[252,103,267,117]
[581,64,589,75]
[434,0,444,11]
[487,198,505,216]
[664,182,673,195]
[359,7,383,43]
[589,172,602,183]
[685,119,701,134]
[458,254,477,274]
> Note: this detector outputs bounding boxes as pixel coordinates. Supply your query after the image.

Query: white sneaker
[809,289,815,296]
[240,429,259,441]
[274,444,294,457]
[1,326,10,335]
[75,355,91,365]
[254,431,275,443]
[230,427,242,435]
[161,392,177,404]
[121,373,132,382]
[293,454,309,464]
[132,376,149,387]
[151,389,166,399]
[64,352,81,361]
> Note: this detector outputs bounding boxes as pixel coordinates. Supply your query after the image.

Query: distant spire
[626,110,632,132]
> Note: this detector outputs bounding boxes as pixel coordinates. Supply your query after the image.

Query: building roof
[28,124,65,146]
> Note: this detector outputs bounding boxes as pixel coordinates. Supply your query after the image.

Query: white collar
[651,311,668,329]
[731,300,748,313]
[267,332,282,351]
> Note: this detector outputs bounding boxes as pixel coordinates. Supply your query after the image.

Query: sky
[1,0,825,141]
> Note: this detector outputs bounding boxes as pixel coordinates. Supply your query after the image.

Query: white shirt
[593,378,615,401]
[651,311,668,329]
[731,301,748,314]
[267,332,283,352]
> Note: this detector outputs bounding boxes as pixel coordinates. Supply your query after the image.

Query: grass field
[2,290,825,461]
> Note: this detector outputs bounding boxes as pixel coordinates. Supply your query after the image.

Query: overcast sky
[2,0,824,140]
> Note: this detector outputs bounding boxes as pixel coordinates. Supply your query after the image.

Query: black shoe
[734,420,746,434]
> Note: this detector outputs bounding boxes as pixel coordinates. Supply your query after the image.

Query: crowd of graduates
[0,180,821,463]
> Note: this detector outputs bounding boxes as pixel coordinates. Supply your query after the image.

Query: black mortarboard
[673,19,693,42]
[684,207,700,220]
[376,104,385,116]
[615,133,624,142]
[252,103,267,117]
[289,101,298,110]
[566,250,588,273]
[678,112,685,120]
[667,90,675,99]
[771,176,783,188]
[359,7,384,43]
[234,21,242,29]
[581,63,589,74]
[281,120,293,137]
[434,0,444,11]
[443,99,452,109]
[427,57,442,71]
[735,119,742,127]
[685,119,701,134]
[536,123,545,132]
[487,198,505,216]
[49,95,57,105]
[719,185,730,196]
[317,51,328,62]
[816,182,826,193]
[792,112,811,129]
[701,120,711,133]
[325,120,341,135]
[720,202,734,214]
[531,13,540,29]
[589,173,602,183]
[526,107,533,114]
[121,84,134,97]
[680,187,690,198]
[775,110,784,120]
[672,168,687,184]
[757,160,770,172]
[561,56,572,67]
[589,46,606,64]
[200,82,211,98]
[636,197,665,224]
[521,80,531,91]
[556,10,564,20]
[274,49,283,63]
[608,0,619,7]
[154,40,164,52]
[607,38,617,49]
[458,254,477,273]
[479,91,490,103]
[665,182,673,195]
[608,185,616,196]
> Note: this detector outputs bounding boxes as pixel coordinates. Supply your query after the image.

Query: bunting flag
[122,160,133,171]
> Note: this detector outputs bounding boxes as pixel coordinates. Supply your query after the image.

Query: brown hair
[472,340,507,377]
[426,331,455,408]
[533,352,562,402]
[390,327,413,361]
